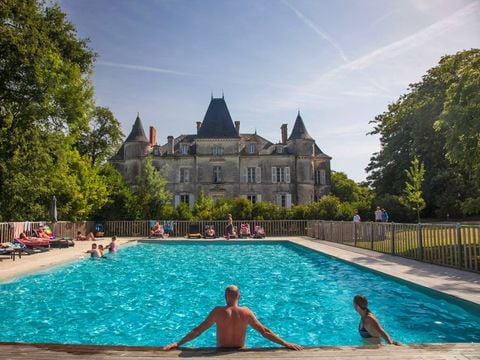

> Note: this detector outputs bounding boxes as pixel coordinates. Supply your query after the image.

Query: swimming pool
[0,241,479,347]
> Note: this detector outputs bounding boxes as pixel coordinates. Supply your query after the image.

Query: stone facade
[110,97,331,209]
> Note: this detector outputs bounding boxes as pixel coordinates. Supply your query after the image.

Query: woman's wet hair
[354,294,370,313]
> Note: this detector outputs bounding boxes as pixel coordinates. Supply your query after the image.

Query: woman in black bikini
[353,295,400,345]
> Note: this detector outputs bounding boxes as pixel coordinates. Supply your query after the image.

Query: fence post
[354,222,357,247]
[391,222,395,256]
[456,223,463,269]
[418,223,424,260]
[370,222,374,250]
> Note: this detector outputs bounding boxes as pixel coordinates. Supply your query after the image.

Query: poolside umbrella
[50,195,58,223]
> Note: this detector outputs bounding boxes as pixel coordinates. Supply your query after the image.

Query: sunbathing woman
[19,232,46,242]
[76,231,95,241]
[353,295,400,345]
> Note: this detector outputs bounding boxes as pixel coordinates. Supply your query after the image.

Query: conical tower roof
[125,113,149,142]
[197,97,239,138]
[288,111,313,140]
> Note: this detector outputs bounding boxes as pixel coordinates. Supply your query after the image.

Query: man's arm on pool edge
[247,310,304,350]
[163,309,217,350]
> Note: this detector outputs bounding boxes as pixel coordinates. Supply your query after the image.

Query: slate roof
[197,98,239,138]
[288,112,313,140]
[125,114,149,142]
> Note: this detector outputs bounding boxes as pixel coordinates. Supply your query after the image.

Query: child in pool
[105,236,118,253]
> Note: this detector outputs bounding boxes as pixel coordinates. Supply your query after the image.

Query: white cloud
[96,60,199,77]
[265,1,480,110]
[281,0,348,61]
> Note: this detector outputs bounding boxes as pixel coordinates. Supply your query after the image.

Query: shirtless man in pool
[163,285,303,350]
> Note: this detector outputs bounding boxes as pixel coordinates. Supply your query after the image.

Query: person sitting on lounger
[164,220,173,237]
[253,226,265,238]
[76,231,95,241]
[150,222,164,238]
[86,243,101,258]
[353,295,400,345]
[205,225,216,238]
[37,227,52,240]
[163,285,303,351]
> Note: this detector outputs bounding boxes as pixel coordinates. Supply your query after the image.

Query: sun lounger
[0,245,22,261]
[240,223,251,238]
[13,238,50,252]
[252,225,266,238]
[186,224,202,239]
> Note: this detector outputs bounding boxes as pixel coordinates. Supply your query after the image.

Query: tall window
[180,168,190,183]
[180,144,189,155]
[247,167,256,183]
[315,169,326,185]
[212,146,224,156]
[247,195,257,204]
[271,166,290,183]
[276,193,291,209]
[180,194,189,204]
[248,143,256,154]
[213,166,222,183]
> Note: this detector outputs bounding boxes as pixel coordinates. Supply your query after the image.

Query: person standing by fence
[381,208,389,222]
[374,206,383,222]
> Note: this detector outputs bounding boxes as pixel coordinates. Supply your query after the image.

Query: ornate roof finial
[222,90,224,99]
[137,111,140,117]
[211,91,213,100]
[297,109,300,117]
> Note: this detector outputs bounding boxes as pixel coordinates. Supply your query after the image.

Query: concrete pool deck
[0,236,479,359]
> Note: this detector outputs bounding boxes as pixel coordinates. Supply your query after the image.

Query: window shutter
[320,169,326,185]
[285,167,291,183]
[185,169,190,183]
[189,194,194,210]
[255,167,261,183]
[286,194,292,209]
[276,193,281,206]
[174,195,180,208]
[257,194,262,202]
[272,167,277,183]
[244,167,248,183]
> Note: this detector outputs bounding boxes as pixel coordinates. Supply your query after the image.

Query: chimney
[235,121,240,135]
[149,126,156,146]
[167,136,174,155]
[281,124,288,144]
[196,121,202,134]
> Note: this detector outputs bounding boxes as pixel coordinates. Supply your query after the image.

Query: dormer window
[248,143,256,154]
[212,146,224,156]
[276,145,283,154]
[180,144,189,155]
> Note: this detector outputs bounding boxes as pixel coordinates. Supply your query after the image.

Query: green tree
[434,53,480,215]
[175,203,193,220]
[367,49,480,218]
[92,164,137,220]
[132,158,172,219]
[76,106,124,166]
[331,171,374,220]
[193,188,214,220]
[0,0,105,221]
[401,157,426,223]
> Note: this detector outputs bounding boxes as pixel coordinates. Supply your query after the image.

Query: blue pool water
[1,241,479,347]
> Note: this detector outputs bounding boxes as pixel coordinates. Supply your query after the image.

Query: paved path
[1,236,479,359]
[0,342,479,360]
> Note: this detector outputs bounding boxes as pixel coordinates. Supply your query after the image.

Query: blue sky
[58,0,480,181]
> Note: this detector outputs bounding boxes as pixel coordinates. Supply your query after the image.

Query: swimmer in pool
[353,295,400,345]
